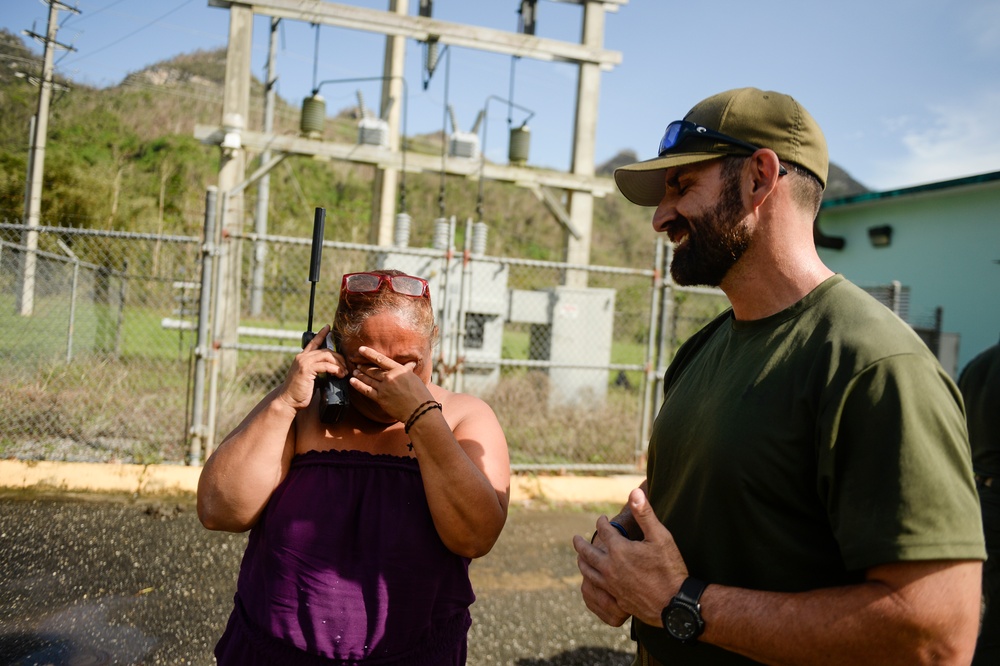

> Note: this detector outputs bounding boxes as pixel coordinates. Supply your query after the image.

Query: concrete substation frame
[197,0,626,382]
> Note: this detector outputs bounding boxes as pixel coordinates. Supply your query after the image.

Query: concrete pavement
[0,462,646,665]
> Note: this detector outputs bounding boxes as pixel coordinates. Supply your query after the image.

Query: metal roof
[821,170,1000,210]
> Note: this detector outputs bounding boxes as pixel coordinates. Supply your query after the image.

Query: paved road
[0,492,634,665]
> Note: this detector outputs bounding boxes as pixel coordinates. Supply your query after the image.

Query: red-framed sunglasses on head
[340,272,430,298]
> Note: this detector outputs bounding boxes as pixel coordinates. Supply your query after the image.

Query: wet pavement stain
[3,594,155,665]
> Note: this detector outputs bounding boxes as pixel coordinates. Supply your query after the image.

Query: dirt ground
[0,492,635,665]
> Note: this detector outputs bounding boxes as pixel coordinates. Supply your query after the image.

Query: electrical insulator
[426,40,440,74]
[509,124,530,165]
[432,217,450,250]
[393,212,412,247]
[301,94,326,137]
[472,221,488,256]
[519,0,537,35]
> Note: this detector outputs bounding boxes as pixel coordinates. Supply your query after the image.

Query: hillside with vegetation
[0,29,868,267]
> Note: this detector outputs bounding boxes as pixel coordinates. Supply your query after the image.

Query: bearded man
[573,88,985,666]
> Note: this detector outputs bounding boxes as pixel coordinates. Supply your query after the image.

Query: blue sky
[4,0,1000,192]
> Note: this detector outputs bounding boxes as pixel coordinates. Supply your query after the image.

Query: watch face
[665,605,699,640]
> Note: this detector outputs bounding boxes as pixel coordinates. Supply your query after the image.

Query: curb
[0,461,201,498]
[0,461,643,505]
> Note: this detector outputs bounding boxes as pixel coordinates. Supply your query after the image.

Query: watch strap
[662,576,708,643]
[675,576,708,606]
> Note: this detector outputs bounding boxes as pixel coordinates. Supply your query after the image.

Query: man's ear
[748,149,783,208]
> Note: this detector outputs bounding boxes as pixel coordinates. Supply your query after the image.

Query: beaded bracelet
[404,400,442,434]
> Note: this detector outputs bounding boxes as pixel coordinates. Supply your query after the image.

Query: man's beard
[669,171,751,287]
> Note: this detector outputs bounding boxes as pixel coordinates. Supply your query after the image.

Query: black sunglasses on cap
[658,120,787,176]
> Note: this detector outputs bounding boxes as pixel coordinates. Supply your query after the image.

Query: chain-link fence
[0,222,202,464]
[1,217,731,472]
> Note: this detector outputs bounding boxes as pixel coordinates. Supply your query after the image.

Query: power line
[0,53,41,67]
[60,0,129,27]
[61,0,196,66]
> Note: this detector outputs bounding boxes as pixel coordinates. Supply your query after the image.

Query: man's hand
[573,487,691,627]
[574,532,631,627]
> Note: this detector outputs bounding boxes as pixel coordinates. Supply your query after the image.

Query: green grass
[0,281,724,468]
[1,292,175,360]
[501,328,531,359]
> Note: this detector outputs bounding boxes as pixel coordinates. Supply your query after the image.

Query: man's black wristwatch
[662,577,707,643]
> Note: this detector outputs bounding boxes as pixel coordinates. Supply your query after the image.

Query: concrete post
[370,0,407,246]
[18,1,67,316]
[216,5,253,381]
[563,1,605,287]
[250,17,280,316]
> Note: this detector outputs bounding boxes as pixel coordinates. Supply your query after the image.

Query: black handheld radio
[302,207,349,423]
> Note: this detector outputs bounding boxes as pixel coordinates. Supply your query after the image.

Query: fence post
[435,216,457,389]
[638,237,665,464]
[188,187,218,466]
[56,237,80,363]
[114,259,128,359]
[891,280,902,317]
[454,217,475,394]
[654,244,675,413]
[67,259,79,363]
[205,191,229,459]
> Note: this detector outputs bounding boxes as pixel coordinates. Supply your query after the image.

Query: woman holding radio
[198,269,511,665]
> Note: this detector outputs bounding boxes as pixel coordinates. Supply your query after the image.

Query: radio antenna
[303,207,325,346]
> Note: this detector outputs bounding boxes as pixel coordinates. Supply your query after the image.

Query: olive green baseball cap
[614,87,829,206]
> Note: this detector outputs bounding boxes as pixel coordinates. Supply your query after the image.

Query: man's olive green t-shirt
[637,275,985,665]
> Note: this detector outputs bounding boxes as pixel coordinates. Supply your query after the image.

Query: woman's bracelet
[404,400,442,434]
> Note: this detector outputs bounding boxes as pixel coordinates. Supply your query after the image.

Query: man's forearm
[696,560,981,666]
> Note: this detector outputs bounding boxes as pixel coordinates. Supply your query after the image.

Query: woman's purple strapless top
[215,448,475,665]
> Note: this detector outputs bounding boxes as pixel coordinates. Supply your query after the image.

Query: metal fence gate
[0,216,731,472]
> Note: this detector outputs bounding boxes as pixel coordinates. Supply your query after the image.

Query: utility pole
[369,0,406,246]
[18,0,79,316]
[215,5,252,381]
[250,17,280,317]
[563,0,603,288]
